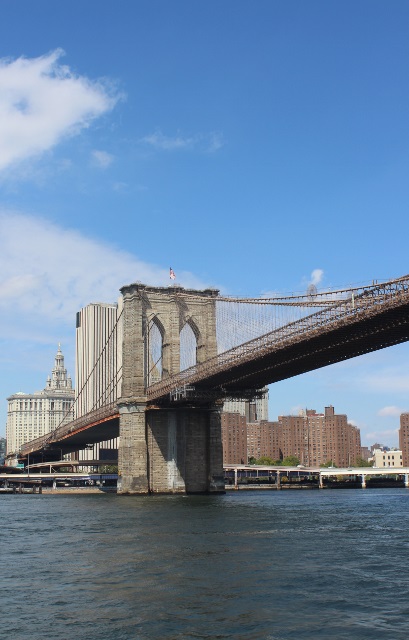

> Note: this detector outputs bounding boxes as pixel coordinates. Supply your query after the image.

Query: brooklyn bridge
[18,274,409,494]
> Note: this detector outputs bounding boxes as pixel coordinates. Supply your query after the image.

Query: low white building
[372,448,403,468]
[6,346,75,456]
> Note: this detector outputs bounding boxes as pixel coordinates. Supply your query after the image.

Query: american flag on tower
[169,267,176,280]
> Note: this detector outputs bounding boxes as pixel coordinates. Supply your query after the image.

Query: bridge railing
[147,275,409,400]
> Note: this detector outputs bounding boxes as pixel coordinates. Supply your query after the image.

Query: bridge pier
[117,282,225,495]
[117,403,225,495]
[117,401,149,494]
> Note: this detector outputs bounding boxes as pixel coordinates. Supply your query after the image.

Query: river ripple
[1,488,409,639]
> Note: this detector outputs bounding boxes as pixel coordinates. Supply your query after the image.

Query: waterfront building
[222,389,269,464]
[399,414,409,467]
[221,412,247,464]
[246,420,280,461]
[221,405,361,467]
[274,406,361,467]
[278,413,306,463]
[372,448,403,468]
[6,346,75,456]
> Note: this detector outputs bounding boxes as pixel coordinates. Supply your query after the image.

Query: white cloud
[0,210,207,337]
[207,132,224,153]
[364,372,409,394]
[0,50,121,173]
[142,130,195,150]
[289,405,305,416]
[363,428,400,446]
[91,149,114,169]
[141,129,224,153]
[0,209,209,433]
[378,405,404,417]
[310,269,324,287]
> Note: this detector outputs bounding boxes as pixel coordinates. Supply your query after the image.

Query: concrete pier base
[117,401,149,495]
[118,404,225,495]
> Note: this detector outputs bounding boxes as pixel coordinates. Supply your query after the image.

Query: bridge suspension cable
[175,275,409,364]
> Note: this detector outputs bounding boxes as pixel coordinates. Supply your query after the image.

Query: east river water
[2,488,409,640]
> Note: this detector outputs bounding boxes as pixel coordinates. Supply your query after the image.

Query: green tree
[248,456,257,465]
[282,455,300,466]
[353,457,374,468]
[255,456,275,465]
[98,464,118,473]
[320,460,337,468]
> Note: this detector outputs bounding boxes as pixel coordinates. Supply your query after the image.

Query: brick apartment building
[399,413,409,466]
[221,412,247,464]
[222,405,361,467]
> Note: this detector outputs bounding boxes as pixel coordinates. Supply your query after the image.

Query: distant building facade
[222,404,361,467]
[360,446,372,462]
[223,389,269,423]
[74,301,123,463]
[372,448,403,468]
[6,346,75,456]
[246,421,280,461]
[0,437,6,464]
[275,406,361,467]
[75,301,123,418]
[399,413,409,466]
[221,412,247,464]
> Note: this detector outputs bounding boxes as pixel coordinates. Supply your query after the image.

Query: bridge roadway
[19,405,119,459]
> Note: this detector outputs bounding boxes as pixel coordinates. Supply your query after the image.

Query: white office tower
[223,388,269,422]
[75,300,123,462]
[75,301,123,418]
[6,346,75,456]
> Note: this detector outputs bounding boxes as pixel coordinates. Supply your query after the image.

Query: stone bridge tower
[117,283,225,495]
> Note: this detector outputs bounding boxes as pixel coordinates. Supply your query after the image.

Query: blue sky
[1,0,408,446]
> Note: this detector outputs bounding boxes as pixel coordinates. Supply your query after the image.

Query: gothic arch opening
[145,317,163,386]
[180,320,199,371]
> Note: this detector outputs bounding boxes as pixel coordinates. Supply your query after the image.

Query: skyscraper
[74,301,123,463]
[75,300,123,417]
